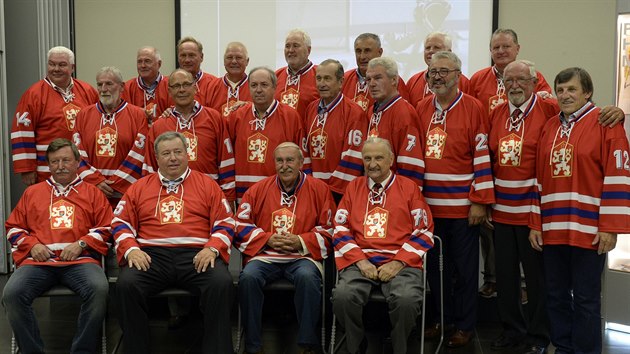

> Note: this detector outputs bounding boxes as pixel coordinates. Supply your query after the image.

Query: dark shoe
[299,346,322,354]
[479,282,497,298]
[523,345,546,354]
[424,322,455,339]
[446,330,473,348]
[491,334,521,350]
[167,314,188,330]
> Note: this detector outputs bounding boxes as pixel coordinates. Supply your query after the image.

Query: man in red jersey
[12,46,98,185]
[305,59,366,201]
[177,36,216,104]
[73,66,148,206]
[113,131,235,354]
[206,42,252,117]
[235,142,335,354]
[407,31,471,107]
[123,46,171,125]
[332,137,434,354]
[342,33,410,111]
[3,138,111,354]
[275,29,319,119]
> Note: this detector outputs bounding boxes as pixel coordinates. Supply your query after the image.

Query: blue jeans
[239,259,322,352]
[2,263,108,354]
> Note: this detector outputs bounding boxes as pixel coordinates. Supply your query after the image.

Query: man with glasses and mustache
[416,51,495,348]
[234,142,335,354]
[72,66,148,207]
[12,46,98,185]
[3,138,112,354]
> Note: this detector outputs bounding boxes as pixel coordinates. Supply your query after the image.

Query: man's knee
[292,265,321,290]
[332,281,362,307]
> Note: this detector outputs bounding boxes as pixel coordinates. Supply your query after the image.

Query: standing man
[529,68,630,354]
[113,131,235,354]
[177,36,217,104]
[416,51,495,348]
[73,66,148,205]
[123,46,171,125]
[3,138,112,354]
[206,42,252,117]
[332,137,434,354]
[407,31,471,107]
[342,33,410,112]
[12,46,98,185]
[275,29,319,119]
[362,57,424,187]
[235,142,335,354]
[487,60,558,354]
[228,67,306,202]
[305,59,366,201]
[146,69,235,203]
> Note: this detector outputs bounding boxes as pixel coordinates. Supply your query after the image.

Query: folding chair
[328,235,443,354]
[9,257,108,354]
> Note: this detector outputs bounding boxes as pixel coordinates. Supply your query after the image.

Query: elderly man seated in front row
[332,136,434,354]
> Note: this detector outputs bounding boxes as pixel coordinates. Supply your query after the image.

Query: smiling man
[234,142,335,354]
[12,46,98,185]
[113,131,236,354]
[206,42,252,117]
[275,29,320,119]
[72,66,148,206]
[177,36,217,104]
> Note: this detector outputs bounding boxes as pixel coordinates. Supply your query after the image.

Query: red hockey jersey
[123,74,172,122]
[341,69,410,112]
[145,101,236,202]
[227,100,306,201]
[12,78,99,181]
[529,103,630,250]
[6,177,112,267]
[416,91,495,218]
[234,172,335,265]
[333,174,434,270]
[73,101,148,195]
[205,74,252,117]
[406,70,472,107]
[112,169,235,265]
[275,62,320,119]
[303,94,367,194]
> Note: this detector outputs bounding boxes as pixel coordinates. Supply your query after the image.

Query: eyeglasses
[504,77,535,86]
[427,68,460,78]
[169,82,194,90]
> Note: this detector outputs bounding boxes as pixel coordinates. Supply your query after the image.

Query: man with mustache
[3,138,112,353]
[205,42,252,117]
[275,29,320,120]
[113,131,235,354]
[487,60,558,354]
[12,46,98,185]
[234,142,335,354]
[342,33,410,112]
[416,51,495,348]
[228,67,307,202]
[72,66,148,206]
[332,136,434,354]
[407,31,472,107]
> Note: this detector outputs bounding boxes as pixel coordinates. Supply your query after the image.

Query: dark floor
[0,274,628,354]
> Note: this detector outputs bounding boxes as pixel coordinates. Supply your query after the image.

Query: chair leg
[11,332,17,354]
[234,305,242,354]
[102,317,107,354]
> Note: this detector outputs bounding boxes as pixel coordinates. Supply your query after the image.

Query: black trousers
[115,247,234,354]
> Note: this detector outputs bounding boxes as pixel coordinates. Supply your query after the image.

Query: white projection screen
[180,0,494,81]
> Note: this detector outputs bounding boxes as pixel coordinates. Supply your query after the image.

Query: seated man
[234,142,335,354]
[2,138,112,353]
[112,131,235,354]
[332,137,434,354]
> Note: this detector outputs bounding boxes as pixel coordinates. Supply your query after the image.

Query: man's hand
[193,247,218,273]
[160,107,173,119]
[468,203,486,226]
[356,259,378,280]
[377,260,405,282]
[536,91,553,99]
[228,101,248,113]
[529,230,543,252]
[97,180,115,197]
[127,249,151,271]
[59,241,83,261]
[267,233,294,254]
[30,243,54,262]
[483,210,494,230]
[598,106,625,128]
[278,231,303,253]
[592,232,617,255]
[21,171,37,186]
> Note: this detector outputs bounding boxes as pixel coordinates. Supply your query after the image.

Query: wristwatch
[78,240,87,249]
